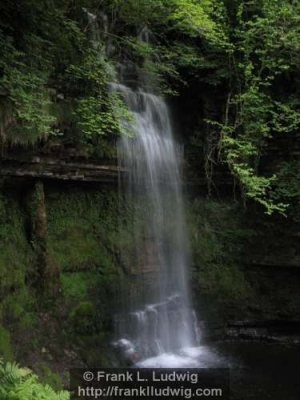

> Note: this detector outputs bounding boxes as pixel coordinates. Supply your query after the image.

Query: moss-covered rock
[189,197,300,323]
[0,183,125,375]
[68,302,98,335]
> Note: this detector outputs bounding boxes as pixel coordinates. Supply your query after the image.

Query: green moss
[47,190,120,271]
[0,326,13,361]
[18,313,38,330]
[2,288,35,321]
[0,192,37,328]
[73,333,113,367]
[188,198,300,321]
[188,199,256,311]
[60,271,98,301]
[49,227,111,271]
[46,189,125,321]
[68,302,99,335]
[198,262,251,300]
[46,188,122,324]
[0,195,35,290]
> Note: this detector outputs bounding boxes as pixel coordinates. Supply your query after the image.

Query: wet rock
[224,320,300,344]
[113,339,140,366]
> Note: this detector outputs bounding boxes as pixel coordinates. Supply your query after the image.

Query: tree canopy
[0,0,299,215]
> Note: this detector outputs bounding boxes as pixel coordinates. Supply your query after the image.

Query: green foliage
[274,162,300,200]
[0,0,299,213]
[168,0,228,46]
[75,96,115,137]
[219,126,288,214]
[97,0,229,94]
[0,0,88,144]
[271,161,300,222]
[1,58,55,144]
[201,0,300,214]
[0,0,133,146]
[33,362,64,392]
[67,51,134,141]
[0,358,69,400]
[104,0,227,43]
[0,3,298,250]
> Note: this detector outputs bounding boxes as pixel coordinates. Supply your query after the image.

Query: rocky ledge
[201,320,300,345]
[0,154,124,182]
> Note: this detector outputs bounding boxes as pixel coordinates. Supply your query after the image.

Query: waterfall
[113,82,200,364]
[80,10,213,368]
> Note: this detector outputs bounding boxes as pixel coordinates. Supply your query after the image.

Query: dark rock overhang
[0,155,124,183]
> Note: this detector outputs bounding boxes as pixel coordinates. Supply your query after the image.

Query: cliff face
[188,198,300,327]
[0,147,121,182]
[0,180,123,376]
[1,150,300,365]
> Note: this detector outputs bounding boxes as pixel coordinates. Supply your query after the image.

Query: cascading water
[113,82,201,366]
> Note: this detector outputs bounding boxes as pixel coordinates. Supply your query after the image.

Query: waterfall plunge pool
[114,340,300,400]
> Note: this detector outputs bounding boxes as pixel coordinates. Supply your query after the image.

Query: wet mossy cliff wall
[188,198,300,329]
[1,161,300,371]
[0,178,129,377]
